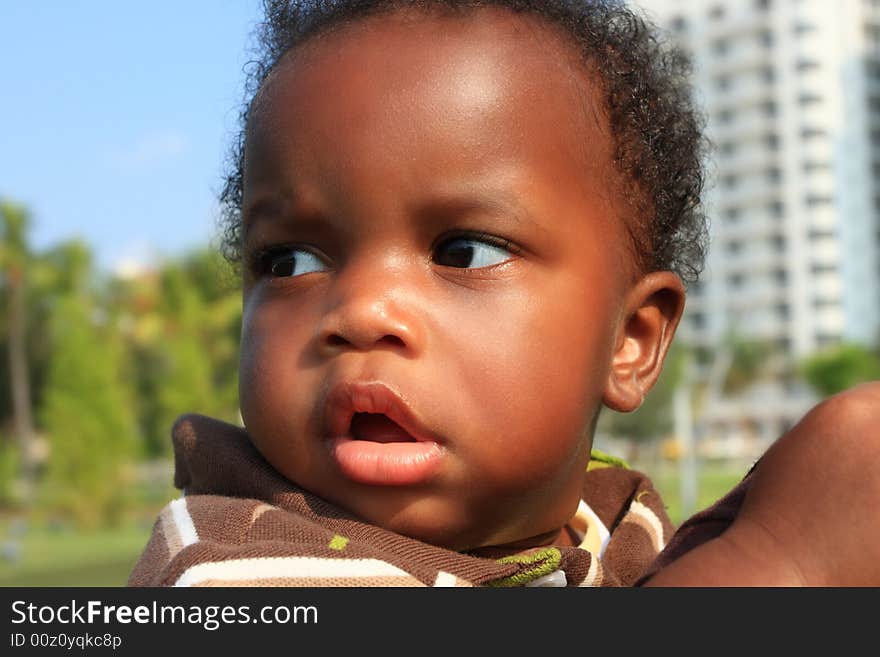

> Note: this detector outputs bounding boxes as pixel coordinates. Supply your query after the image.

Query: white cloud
[108,131,190,170]
[110,240,160,279]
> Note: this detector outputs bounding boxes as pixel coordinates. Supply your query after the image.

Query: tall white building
[633,0,880,443]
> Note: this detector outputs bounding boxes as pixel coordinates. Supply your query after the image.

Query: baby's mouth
[349,412,416,443]
[324,381,445,486]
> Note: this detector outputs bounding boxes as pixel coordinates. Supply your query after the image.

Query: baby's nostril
[378,335,406,348]
[327,334,348,347]
[324,333,405,349]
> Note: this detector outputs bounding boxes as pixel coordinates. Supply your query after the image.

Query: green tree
[118,249,241,456]
[0,199,37,497]
[40,252,139,527]
[599,342,687,441]
[801,343,880,398]
[722,336,777,395]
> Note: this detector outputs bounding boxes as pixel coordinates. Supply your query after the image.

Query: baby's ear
[603,272,686,413]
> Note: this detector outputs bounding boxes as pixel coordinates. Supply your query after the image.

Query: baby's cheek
[240,326,298,436]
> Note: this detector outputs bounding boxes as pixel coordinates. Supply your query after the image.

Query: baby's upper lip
[323,380,440,444]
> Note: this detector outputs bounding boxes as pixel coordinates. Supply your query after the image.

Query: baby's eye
[433,235,516,269]
[263,247,329,278]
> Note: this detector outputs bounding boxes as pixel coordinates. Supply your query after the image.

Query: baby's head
[220,0,706,551]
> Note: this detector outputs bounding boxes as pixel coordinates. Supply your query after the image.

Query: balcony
[706,76,775,113]
[799,138,833,164]
[808,236,841,263]
[715,179,782,212]
[723,245,785,275]
[725,281,786,309]
[722,215,784,242]
[738,315,789,341]
[809,274,842,298]
[718,146,778,176]
[708,41,773,78]
[704,9,767,42]
[812,308,844,334]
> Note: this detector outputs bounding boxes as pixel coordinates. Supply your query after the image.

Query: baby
[130,0,880,586]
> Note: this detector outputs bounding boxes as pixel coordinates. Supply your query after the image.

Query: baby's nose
[315,266,426,356]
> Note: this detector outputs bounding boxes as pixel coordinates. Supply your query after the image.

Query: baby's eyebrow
[242,196,282,233]
[241,190,321,242]
[241,185,545,241]
[410,188,543,231]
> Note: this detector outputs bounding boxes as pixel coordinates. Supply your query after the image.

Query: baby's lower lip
[329,437,444,486]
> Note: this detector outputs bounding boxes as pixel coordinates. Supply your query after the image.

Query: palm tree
[0,199,36,496]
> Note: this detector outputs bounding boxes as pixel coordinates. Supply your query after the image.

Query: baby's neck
[468,525,576,558]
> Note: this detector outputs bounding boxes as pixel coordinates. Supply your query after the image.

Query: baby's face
[238,9,639,550]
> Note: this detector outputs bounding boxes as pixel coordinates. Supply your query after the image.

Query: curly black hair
[219,0,708,285]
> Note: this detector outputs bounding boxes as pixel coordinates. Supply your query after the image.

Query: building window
[716,74,732,91]
[725,206,742,222]
[808,226,836,239]
[722,174,739,188]
[710,5,726,20]
[712,38,729,54]
[796,59,820,72]
[774,268,788,284]
[810,262,837,275]
[764,133,780,150]
[772,235,787,252]
[726,239,743,254]
[728,273,745,288]
[806,195,834,208]
[768,200,785,217]
[755,0,771,10]
[765,167,782,183]
[803,160,831,173]
[775,303,790,320]
[671,15,687,32]
[813,297,839,309]
[720,141,737,155]
[800,126,826,139]
[794,22,816,35]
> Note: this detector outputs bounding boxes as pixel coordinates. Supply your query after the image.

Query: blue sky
[1,1,263,272]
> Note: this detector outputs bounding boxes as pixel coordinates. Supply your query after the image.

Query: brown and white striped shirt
[129,414,677,587]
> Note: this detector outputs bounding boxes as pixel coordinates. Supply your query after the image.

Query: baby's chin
[340,494,566,554]
[392,520,568,555]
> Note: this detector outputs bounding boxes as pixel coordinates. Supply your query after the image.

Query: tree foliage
[801,343,880,398]
[115,249,241,456]
[598,342,687,441]
[0,199,242,524]
[40,294,139,527]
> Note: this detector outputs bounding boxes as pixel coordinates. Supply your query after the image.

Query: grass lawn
[0,520,154,587]
[0,461,747,587]
[642,460,749,526]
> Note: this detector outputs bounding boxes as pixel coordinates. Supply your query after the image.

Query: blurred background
[2,0,879,585]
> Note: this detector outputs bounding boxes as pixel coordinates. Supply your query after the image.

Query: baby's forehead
[253,6,610,144]
[250,8,619,194]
